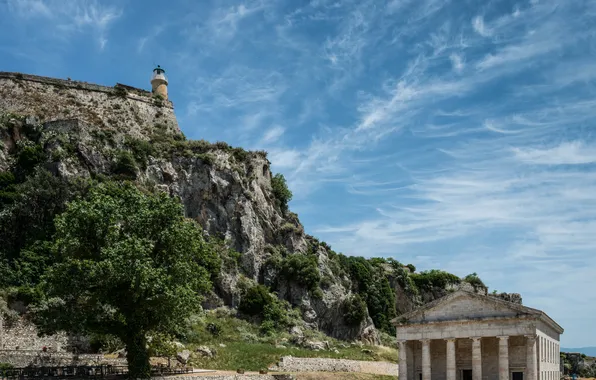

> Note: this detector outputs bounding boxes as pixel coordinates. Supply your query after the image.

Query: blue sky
[1,0,595,348]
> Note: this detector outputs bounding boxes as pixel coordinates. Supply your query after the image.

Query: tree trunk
[125,331,151,379]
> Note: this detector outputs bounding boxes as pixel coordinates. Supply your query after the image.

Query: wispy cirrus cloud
[4,0,122,50]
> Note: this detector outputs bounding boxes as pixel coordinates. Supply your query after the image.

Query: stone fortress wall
[0,72,180,137]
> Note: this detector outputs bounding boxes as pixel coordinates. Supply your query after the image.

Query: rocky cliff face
[0,72,376,342]
[0,73,513,346]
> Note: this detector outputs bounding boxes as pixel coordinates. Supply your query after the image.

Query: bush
[207,322,222,337]
[271,173,292,213]
[280,254,320,292]
[463,272,486,289]
[406,264,416,272]
[112,151,137,178]
[343,294,367,326]
[259,320,276,336]
[16,144,45,175]
[239,285,274,317]
[125,138,156,167]
[410,269,461,290]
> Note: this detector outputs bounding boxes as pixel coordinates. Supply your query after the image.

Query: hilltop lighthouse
[151,65,168,100]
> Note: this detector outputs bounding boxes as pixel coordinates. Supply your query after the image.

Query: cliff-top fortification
[0,69,180,138]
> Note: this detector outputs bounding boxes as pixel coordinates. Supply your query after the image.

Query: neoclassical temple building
[393,289,563,380]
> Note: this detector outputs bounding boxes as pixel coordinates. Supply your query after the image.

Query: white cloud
[268,149,302,169]
[512,142,596,165]
[472,16,491,37]
[207,1,267,41]
[261,126,285,144]
[6,0,122,49]
[449,53,464,73]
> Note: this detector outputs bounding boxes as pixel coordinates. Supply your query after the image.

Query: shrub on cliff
[271,173,292,213]
[280,254,321,292]
[343,294,368,326]
[410,269,461,290]
[30,182,221,379]
[463,272,486,290]
[113,151,137,179]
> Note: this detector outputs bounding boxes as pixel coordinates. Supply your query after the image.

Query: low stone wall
[152,376,293,380]
[269,356,398,376]
[0,350,125,367]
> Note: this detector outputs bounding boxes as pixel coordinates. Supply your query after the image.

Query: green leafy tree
[271,173,292,213]
[0,169,89,288]
[31,182,221,379]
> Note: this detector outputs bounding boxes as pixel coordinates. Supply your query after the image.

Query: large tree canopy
[31,181,221,379]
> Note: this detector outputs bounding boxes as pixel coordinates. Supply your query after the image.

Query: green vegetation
[337,256,397,335]
[410,269,461,291]
[239,285,275,317]
[31,182,221,379]
[463,272,486,290]
[343,294,368,326]
[112,150,138,179]
[182,309,398,372]
[280,254,321,292]
[271,173,292,213]
[16,143,45,178]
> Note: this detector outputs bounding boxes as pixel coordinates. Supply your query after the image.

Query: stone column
[472,337,482,380]
[498,336,510,380]
[407,339,415,380]
[446,338,457,380]
[422,339,431,380]
[399,340,408,380]
[526,335,538,380]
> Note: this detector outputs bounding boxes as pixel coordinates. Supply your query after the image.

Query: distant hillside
[562,347,596,357]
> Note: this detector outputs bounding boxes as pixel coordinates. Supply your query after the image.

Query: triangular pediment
[396,290,539,324]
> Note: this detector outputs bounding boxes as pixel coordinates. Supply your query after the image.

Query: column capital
[497,335,509,340]
[471,336,482,342]
[445,338,457,343]
[525,334,537,342]
[420,338,431,344]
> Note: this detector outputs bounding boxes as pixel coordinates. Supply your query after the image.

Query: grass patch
[182,309,397,372]
[188,341,396,372]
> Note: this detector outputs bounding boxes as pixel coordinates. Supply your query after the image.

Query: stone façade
[393,290,563,380]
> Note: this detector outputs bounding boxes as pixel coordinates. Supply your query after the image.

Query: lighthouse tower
[151,65,168,100]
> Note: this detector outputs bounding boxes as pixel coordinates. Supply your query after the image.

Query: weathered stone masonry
[0,72,180,137]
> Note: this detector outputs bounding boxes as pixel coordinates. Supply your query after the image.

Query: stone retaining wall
[152,376,294,380]
[0,350,126,367]
[269,356,398,376]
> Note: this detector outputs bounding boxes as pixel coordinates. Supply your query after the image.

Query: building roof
[391,288,564,334]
